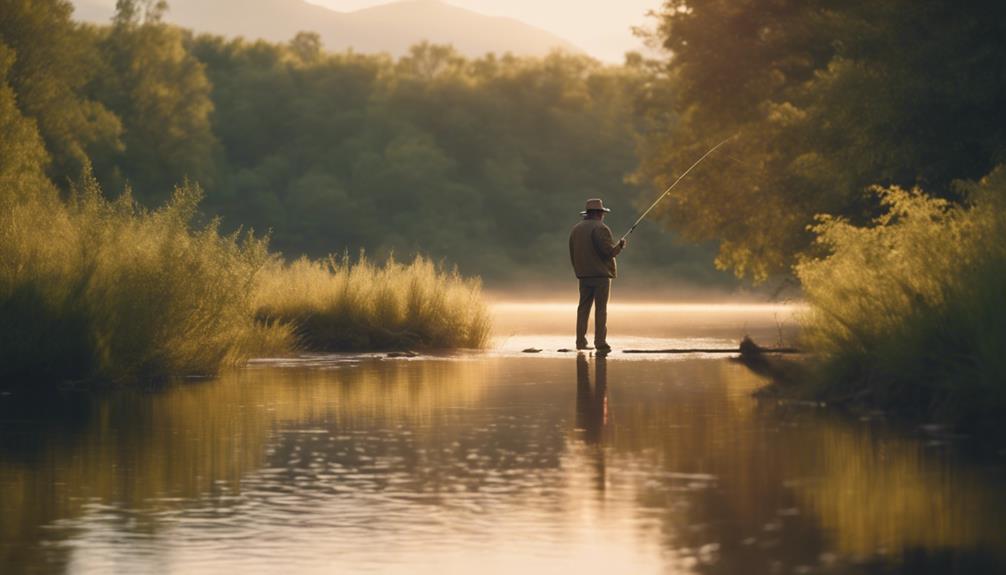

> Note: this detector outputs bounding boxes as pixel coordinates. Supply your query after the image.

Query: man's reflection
[576,352,608,445]
[576,352,609,494]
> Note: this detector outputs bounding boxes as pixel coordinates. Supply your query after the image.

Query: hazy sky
[307,0,665,62]
[77,0,665,62]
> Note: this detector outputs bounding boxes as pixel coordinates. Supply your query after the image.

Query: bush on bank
[255,255,490,352]
[0,176,489,385]
[796,168,1006,423]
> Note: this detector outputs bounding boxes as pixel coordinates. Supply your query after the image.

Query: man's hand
[618,238,627,250]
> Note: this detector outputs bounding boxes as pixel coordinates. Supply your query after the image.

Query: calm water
[2,303,1005,574]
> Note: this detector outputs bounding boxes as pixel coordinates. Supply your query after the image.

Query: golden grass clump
[254,254,491,351]
[1,174,490,384]
[796,167,1006,421]
[0,175,295,382]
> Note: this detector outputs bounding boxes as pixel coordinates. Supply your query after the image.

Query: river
[1,303,1004,574]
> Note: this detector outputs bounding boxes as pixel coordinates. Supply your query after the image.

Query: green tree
[0,42,55,203]
[0,0,121,183]
[635,0,1006,281]
[289,31,322,66]
[89,0,217,202]
[185,37,727,285]
[112,0,168,26]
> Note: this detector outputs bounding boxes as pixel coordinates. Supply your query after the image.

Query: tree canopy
[0,0,121,184]
[635,0,1006,280]
[2,0,732,288]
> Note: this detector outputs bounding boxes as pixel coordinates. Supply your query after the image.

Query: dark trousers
[576,277,611,348]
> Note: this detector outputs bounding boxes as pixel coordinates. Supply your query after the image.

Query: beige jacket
[569,219,623,279]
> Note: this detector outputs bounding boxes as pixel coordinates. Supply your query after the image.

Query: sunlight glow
[491,302,804,314]
[305,0,663,62]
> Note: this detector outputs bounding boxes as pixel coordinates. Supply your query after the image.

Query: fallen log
[623,348,732,354]
[623,337,800,355]
[623,348,800,354]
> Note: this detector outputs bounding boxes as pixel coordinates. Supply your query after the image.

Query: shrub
[254,254,490,351]
[796,168,1006,421]
[0,175,293,383]
[1,175,491,384]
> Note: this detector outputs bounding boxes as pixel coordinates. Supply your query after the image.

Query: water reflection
[575,353,608,446]
[0,356,1004,574]
[575,353,610,497]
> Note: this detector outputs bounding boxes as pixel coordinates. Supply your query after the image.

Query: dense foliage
[636,0,1006,280]
[0,172,291,382]
[797,171,1006,422]
[0,0,729,288]
[0,0,492,383]
[88,0,218,202]
[182,36,725,284]
[634,0,1006,419]
[0,168,488,383]
[0,0,121,183]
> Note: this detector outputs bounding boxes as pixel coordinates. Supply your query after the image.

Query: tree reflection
[1,358,1005,574]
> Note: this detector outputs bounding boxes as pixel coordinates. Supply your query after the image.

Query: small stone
[522,348,543,353]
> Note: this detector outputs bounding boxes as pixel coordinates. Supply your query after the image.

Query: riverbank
[255,255,489,352]
[0,177,489,386]
[762,173,1006,428]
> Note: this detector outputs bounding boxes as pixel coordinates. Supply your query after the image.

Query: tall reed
[796,168,1006,422]
[254,254,491,351]
[0,175,490,385]
[0,175,293,382]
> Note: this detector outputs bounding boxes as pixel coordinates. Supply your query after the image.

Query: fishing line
[620,135,736,243]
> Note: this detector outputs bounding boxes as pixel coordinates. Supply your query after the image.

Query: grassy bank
[0,177,489,385]
[793,168,1006,424]
[254,255,490,352]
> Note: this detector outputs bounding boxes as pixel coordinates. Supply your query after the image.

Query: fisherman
[569,199,626,352]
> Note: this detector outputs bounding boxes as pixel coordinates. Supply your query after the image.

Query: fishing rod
[620,135,736,243]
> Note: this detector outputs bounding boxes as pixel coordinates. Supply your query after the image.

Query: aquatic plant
[0,174,294,382]
[254,254,490,351]
[0,175,489,384]
[796,167,1006,422]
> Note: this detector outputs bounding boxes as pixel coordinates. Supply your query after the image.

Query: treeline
[636,0,1006,281]
[635,0,1006,422]
[4,0,727,287]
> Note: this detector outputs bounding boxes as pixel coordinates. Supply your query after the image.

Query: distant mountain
[70,0,583,58]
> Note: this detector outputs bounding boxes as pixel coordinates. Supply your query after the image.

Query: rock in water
[522,348,543,354]
[387,351,419,358]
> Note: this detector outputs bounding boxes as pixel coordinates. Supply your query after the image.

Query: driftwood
[625,348,740,354]
[623,348,799,355]
[624,337,800,356]
[522,337,801,356]
[386,351,419,358]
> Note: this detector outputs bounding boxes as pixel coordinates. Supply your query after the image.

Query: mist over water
[1,303,1003,574]
[490,301,802,356]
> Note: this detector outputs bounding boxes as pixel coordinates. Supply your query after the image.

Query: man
[568,198,626,352]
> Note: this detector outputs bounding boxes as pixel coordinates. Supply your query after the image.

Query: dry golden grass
[254,254,490,351]
[0,175,489,383]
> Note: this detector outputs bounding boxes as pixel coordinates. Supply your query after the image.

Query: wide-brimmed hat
[580,198,611,216]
